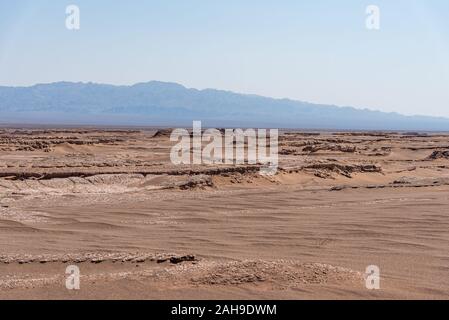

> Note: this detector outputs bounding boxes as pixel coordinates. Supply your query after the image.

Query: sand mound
[169,260,362,287]
[0,257,362,293]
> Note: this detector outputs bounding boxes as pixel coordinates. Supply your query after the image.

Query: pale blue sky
[0,0,448,117]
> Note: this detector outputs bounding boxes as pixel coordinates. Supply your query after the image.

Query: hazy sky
[0,0,448,117]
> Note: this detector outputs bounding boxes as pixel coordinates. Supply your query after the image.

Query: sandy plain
[0,128,448,299]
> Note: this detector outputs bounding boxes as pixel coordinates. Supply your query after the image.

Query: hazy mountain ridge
[1,81,448,130]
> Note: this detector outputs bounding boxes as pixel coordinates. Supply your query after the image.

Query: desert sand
[0,128,448,299]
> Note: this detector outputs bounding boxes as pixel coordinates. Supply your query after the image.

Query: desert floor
[0,128,448,299]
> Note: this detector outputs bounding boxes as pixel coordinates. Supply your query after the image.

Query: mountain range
[1,81,448,131]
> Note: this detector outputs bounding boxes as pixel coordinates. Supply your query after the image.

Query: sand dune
[1,128,449,299]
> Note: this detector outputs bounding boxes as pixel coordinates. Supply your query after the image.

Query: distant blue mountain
[1,81,448,130]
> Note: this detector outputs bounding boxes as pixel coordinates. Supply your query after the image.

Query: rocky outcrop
[426,150,449,160]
